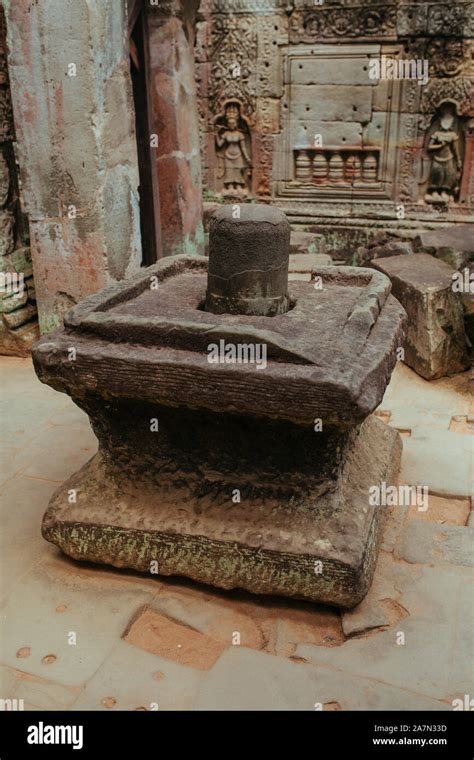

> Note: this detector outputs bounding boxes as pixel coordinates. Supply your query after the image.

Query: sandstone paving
[399,432,473,500]
[146,580,344,658]
[13,671,81,711]
[380,362,472,434]
[380,363,473,499]
[395,523,474,567]
[341,552,411,638]
[405,494,471,526]
[296,565,472,702]
[192,647,450,712]
[0,556,157,688]
[72,640,203,712]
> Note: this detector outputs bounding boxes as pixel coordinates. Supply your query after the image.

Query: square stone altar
[33,206,406,608]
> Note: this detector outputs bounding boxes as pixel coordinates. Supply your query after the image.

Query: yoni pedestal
[33,206,406,608]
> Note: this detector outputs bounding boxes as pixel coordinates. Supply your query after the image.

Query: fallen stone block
[289,230,325,255]
[2,302,37,328]
[370,241,413,259]
[414,225,474,271]
[0,319,39,357]
[372,253,470,379]
[0,288,28,313]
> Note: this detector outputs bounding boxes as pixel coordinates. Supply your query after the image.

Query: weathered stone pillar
[146,0,204,257]
[4,0,142,334]
[0,4,39,356]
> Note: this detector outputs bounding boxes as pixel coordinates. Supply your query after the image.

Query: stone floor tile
[192,647,450,711]
[381,363,471,421]
[0,475,58,549]
[20,446,95,484]
[395,522,473,567]
[0,557,157,687]
[406,494,471,526]
[25,423,96,452]
[150,578,344,657]
[0,664,20,700]
[123,606,227,670]
[449,416,474,435]
[73,639,202,711]
[13,669,81,710]
[399,431,473,499]
[0,445,40,485]
[449,579,474,699]
[380,504,409,552]
[1,399,61,442]
[297,565,468,701]
[0,538,54,607]
[342,553,410,638]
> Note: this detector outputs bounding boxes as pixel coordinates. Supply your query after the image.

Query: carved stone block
[373,253,470,379]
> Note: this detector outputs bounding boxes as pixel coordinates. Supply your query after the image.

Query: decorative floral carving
[211,0,286,11]
[426,39,469,78]
[397,111,420,203]
[290,5,397,43]
[209,15,257,122]
[255,133,273,196]
[427,4,474,37]
[420,79,473,117]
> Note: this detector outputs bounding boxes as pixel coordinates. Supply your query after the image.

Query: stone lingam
[32,205,406,608]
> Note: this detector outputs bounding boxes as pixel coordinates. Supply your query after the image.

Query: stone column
[0,4,39,356]
[146,0,204,257]
[4,0,142,333]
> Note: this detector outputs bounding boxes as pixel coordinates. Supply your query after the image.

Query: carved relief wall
[195,0,474,223]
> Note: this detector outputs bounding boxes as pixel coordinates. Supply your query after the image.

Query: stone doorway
[129,0,162,266]
[129,0,204,263]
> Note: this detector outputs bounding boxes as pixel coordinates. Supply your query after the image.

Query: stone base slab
[42,415,401,609]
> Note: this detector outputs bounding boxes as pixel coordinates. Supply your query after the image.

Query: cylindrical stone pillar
[205,204,290,317]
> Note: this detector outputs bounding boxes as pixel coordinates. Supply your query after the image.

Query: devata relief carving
[215,101,252,197]
[423,102,466,204]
